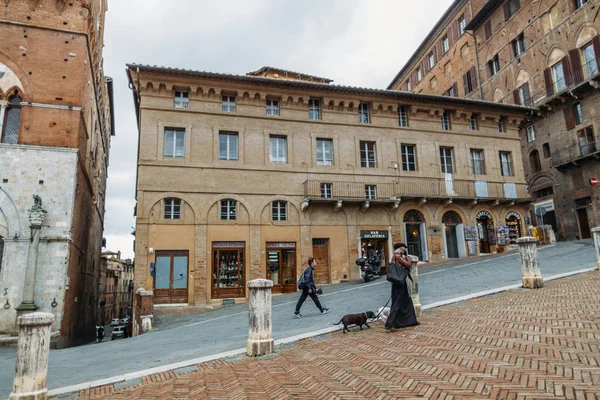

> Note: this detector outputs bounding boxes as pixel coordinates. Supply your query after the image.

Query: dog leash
[372,296,392,320]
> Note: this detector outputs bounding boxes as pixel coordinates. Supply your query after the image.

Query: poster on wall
[467,240,478,256]
[463,226,478,241]
[487,224,496,245]
[496,226,509,246]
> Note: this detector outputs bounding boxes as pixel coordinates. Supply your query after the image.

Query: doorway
[212,242,246,299]
[442,211,463,259]
[154,250,189,304]
[266,243,296,293]
[476,211,495,253]
[312,238,330,284]
[505,212,522,243]
[577,208,591,239]
[403,209,427,261]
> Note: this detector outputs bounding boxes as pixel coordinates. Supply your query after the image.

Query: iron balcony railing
[303,178,529,201]
[551,135,599,168]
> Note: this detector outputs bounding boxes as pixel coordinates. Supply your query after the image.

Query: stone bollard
[10,312,54,400]
[592,227,600,269]
[517,236,544,289]
[409,255,422,317]
[246,279,274,357]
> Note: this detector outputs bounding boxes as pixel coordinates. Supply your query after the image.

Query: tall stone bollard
[409,255,422,317]
[10,312,54,400]
[592,227,600,269]
[517,236,544,289]
[246,279,274,357]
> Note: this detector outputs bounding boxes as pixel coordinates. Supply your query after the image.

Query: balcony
[551,134,600,169]
[303,177,529,210]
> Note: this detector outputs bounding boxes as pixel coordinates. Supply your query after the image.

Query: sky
[102,0,454,259]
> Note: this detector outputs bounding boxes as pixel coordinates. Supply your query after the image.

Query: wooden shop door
[312,238,330,284]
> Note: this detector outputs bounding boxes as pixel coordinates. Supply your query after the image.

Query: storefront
[266,242,297,294]
[505,211,523,244]
[403,210,428,261]
[476,211,495,254]
[212,241,246,299]
[442,211,466,259]
[359,230,389,274]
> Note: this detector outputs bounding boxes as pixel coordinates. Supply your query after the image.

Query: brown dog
[333,311,376,333]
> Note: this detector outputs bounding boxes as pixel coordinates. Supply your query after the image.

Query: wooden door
[577,208,591,239]
[312,239,330,284]
[154,250,189,304]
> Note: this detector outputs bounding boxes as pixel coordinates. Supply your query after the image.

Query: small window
[222,95,236,112]
[506,0,521,19]
[441,110,451,131]
[220,199,237,220]
[401,144,416,171]
[429,51,435,69]
[470,149,485,175]
[446,84,457,97]
[573,102,584,125]
[320,183,332,199]
[512,33,526,57]
[440,147,454,174]
[417,67,422,82]
[358,102,370,124]
[443,35,450,53]
[266,99,280,116]
[308,98,321,120]
[529,150,541,173]
[365,185,377,200]
[498,117,506,133]
[488,55,500,76]
[316,138,334,166]
[219,132,239,160]
[469,115,478,131]
[574,0,588,9]
[519,83,531,106]
[463,68,476,94]
[552,62,566,91]
[398,105,408,127]
[458,15,466,36]
[542,143,551,158]
[406,80,412,91]
[164,128,185,158]
[269,135,287,164]
[164,198,181,219]
[272,201,287,221]
[174,91,189,109]
[526,124,536,142]
[2,92,23,144]
[360,141,377,168]
[500,152,513,176]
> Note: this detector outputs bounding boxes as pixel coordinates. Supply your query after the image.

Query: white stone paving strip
[46,262,596,399]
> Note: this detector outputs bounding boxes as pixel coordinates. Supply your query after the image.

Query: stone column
[592,227,600,269]
[10,312,54,400]
[246,279,274,357]
[517,236,544,288]
[409,255,422,317]
[16,196,47,314]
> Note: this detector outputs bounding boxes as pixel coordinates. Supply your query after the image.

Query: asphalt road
[0,240,597,396]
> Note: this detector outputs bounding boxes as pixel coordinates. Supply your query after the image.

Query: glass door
[266,248,296,293]
[154,251,189,304]
[212,248,245,298]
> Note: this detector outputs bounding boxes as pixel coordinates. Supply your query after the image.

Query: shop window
[222,95,236,112]
[542,143,551,158]
[441,110,451,131]
[164,198,181,219]
[470,149,485,175]
[272,201,287,221]
[401,144,416,171]
[526,124,536,142]
[469,115,478,130]
[2,92,23,144]
[219,132,238,161]
[164,128,185,158]
[220,199,237,220]
[173,91,189,109]
[529,150,541,173]
[320,183,332,199]
[360,141,377,168]
[365,185,377,200]
[398,105,408,127]
[316,138,333,165]
[269,135,287,164]
[440,147,454,174]
[308,98,321,120]
[498,117,505,133]
[266,99,280,116]
[358,102,370,124]
[500,151,513,176]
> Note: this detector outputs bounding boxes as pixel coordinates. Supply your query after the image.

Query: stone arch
[442,210,463,224]
[142,192,200,221]
[575,25,598,48]
[546,46,567,68]
[258,196,301,225]
[200,193,256,223]
[144,82,154,93]
[493,88,504,103]
[403,209,425,223]
[0,55,31,100]
[471,207,497,224]
[432,203,468,224]
[0,188,21,237]
[515,69,530,88]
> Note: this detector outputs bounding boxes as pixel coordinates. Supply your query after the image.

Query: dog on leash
[376,307,390,323]
[333,311,376,333]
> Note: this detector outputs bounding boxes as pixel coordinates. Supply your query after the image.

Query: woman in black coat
[385,243,419,331]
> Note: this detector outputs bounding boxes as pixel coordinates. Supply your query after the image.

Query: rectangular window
[443,35,450,53]
[406,80,412,91]
[272,201,287,221]
[174,91,189,109]
[543,143,551,158]
[519,83,531,106]
[441,110,451,131]
[320,183,332,199]
[526,124,536,142]
[583,43,599,77]
[417,67,423,82]
[500,152,513,176]
[470,115,478,130]
[488,55,500,76]
[484,20,493,40]
[164,128,185,158]
[459,15,466,36]
[269,135,287,164]
[398,105,408,127]
[266,99,280,116]
[470,149,485,174]
[365,185,377,200]
[401,144,416,171]
[358,102,370,124]
[575,0,589,9]
[552,62,566,91]
[573,102,584,125]
[447,84,457,97]
[164,198,181,219]
[440,147,454,174]
[508,0,520,17]
[512,33,526,57]
[220,200,237,220]
[360,141,377,168]
[316,138,333,166]
[308,98,321,120]
[222,95,236,112]
[463,68,476,94]
[578,126,596,156]
[498,118,505,133]
[219,132,239,160]
[429,51,435,68]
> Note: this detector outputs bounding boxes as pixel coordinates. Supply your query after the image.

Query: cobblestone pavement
[69,271,600,400]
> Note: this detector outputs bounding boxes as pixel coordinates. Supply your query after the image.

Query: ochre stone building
[390,0,600,240]
[0,0,114,347]
[127,64,531,310]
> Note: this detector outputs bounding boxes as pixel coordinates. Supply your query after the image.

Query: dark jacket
[301,266,316,290]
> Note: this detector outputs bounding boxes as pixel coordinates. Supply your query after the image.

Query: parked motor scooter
[96,325,105,342]
[355,255,382,282]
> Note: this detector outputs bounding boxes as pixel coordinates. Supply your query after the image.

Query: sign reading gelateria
[360,230,389,239]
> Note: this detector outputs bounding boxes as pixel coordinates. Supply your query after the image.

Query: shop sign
[266,242,296,248]
[505,211,521,220]
[360,230,389,239]
[212,241,245,248]
[476,211,492,220]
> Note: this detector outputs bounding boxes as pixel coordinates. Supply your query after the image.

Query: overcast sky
[102,0,454,259]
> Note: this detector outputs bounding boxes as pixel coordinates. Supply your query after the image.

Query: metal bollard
[409,255,422,317]
[592,227,600,269]
[246,279,274,357]
[517,236,544,289]
[10,312,54,400]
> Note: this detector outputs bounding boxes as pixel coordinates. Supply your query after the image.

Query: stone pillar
[246,279,274,357]
[10,312,54,400]
[517,236,544,289]
[592,227,600,269]
[16,196,47,314]
[409,255,422,317]
[134,288,153,335]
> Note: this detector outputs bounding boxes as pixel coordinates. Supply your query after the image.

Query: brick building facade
[127,64,531,312]
[389,0,600,241]
[0,0,114,347]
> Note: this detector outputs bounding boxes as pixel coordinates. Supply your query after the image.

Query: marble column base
[522,276,544,289]
[247,338,274,357]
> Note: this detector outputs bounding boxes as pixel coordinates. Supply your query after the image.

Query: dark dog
[333,311,376,333]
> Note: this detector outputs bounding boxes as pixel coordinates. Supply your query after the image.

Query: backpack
[297,268,309,290]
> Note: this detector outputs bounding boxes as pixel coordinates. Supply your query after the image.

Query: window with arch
[442,211,462,225]
[2,91,23,144]
[403,209,425,223]
[529,150,541,173]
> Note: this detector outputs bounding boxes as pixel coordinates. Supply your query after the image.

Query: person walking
[385,243,419,331]
[294,257,329,318]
